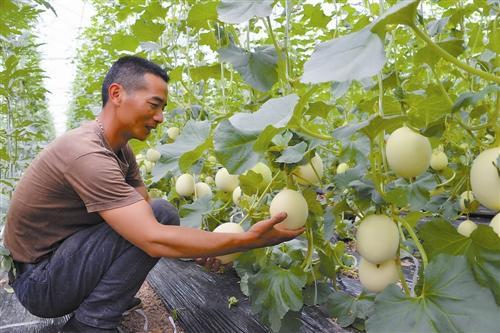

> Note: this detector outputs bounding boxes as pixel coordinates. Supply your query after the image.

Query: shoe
[59,315,119,332]
[123,297,142,316]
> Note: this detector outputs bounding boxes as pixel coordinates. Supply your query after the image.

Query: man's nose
[154,110,164,123]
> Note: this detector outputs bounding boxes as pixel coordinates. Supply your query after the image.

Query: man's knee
[150,199,180,226]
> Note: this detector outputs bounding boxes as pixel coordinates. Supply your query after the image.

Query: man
[4,56,304,332]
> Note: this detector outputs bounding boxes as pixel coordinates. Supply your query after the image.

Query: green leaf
[142,1,168,21]
[407,92,451,127]
[187,2,218,29]
[109,32,139,52]
[303,188,323,216]
[275,142,307,164]
[333,115,407,142]
[131,19,165,42]
[303,282,333,306]
[229,94,298,133]
[426,17,450,37]
[179,140,211,172]
[331,81,352,101]
[239,170,263,195]
[190,64,229,81]
[153,120,211,181]
[414,39,466,67]
[169,66,184,82]
[385,187,409,207]
[301,27,385,83]
[361,114,407,140]
[303,4,331,29]
[253,125,282,152]
[249,265,307,332]
[406,173,435,210]
[420,220,500,303]
[324,291,375,328]
[218,44,278,92]
[452,85,500,112]
[214,120,260,174]
[371,0,420,37]
[366,254,500,333]
[306,101,332,119]
[217,0,274,24]
[179,196,212,228]
[317,241,344,279]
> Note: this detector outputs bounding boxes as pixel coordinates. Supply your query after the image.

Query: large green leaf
[452,85,500,112]
[109,32,139,52]
[214,120,260,174]
[303,4,331,29]
[218,44,278,91]
[385,174,436,210]
[190,64,230,81]
[276,142,307,164]
[407,92,451,127]
[187,2,218,29]
[229,94,298,132]
[301,27,385,83]
[131,19,165,42]
[414,39,466,67]
[324,290,375,328]
[249,265,307,332]
[153,120,211,181]
[371,0,421,37]
[366,254,500,333]
[179,196,212,228]
[217,0,274,24]
[333,114,407,142]
[419,220,500,303]
[214,94,298,173]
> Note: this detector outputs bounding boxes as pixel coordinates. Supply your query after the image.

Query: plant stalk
[398,216,428,269]
[409,23,500,84]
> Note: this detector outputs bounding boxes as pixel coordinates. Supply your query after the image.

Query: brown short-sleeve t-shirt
[4,120,145,263]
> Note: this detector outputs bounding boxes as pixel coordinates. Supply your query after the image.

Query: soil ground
[119,281,185,333]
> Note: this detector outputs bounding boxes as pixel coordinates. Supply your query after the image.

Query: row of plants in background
[44,0,500,331]
[0,0,55,274]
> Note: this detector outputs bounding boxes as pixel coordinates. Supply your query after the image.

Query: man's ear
[108,83,124,105]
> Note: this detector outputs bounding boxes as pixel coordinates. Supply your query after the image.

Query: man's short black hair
[101,56,169,107]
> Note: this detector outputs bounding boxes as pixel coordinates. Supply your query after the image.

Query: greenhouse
[1,0,499,332]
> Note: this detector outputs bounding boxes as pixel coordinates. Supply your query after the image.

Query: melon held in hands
[269,189,309,229]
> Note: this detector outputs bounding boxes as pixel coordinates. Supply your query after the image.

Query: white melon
[356,214,399,264]
[385,126,432,178]
[269,189,309,230]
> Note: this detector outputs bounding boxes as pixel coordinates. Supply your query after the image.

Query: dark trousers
[11,199,180,329]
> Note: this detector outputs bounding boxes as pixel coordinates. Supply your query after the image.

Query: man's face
[120,73,168,141]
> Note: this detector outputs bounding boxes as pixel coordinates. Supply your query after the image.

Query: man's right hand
[246,212,305,249]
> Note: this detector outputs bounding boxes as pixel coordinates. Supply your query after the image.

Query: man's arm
[99,199,303,258]
[134,185,151,203]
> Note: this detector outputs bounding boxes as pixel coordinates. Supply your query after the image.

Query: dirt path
[119,281,184,333]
